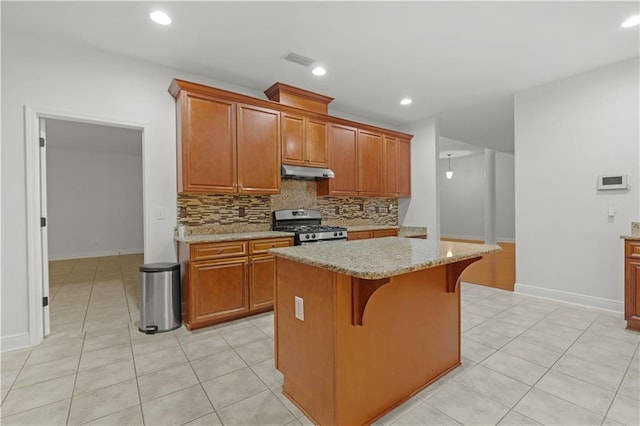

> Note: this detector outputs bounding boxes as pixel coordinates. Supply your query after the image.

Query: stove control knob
[311,234,316,238]
[333,232,337,237]
[305,234,310,239]
[338,231,343,236]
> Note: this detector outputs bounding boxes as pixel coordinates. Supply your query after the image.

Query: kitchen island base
[274,256,476,425]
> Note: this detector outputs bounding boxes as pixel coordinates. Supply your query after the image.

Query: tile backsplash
[178,179,399,234]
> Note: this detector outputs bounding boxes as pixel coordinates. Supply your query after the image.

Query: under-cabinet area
[177,235,293,330]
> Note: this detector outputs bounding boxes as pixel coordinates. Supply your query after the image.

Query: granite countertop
[398,226,428,238]
[270,237,500,279]
[176,231,294,244]
[343,225,399,232]
[621,222,640,240]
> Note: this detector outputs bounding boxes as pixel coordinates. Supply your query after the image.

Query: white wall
[47,121,143,260]
[514,58,639,311]
[398,117,440,240]
[1,30,397,348]
[440,152,515,241]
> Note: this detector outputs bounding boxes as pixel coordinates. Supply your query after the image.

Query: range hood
[281,164,335,180]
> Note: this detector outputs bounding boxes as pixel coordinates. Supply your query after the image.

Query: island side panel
[275,257,337,425]
[334,265,461,425]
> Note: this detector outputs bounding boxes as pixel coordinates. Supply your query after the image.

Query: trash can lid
[139,262,180,272]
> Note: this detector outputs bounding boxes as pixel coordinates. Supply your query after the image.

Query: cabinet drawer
[373,229,398,238]
[191,241,248,261]
[250,238,293,254]
[626,241,640,258]
[348,231,373,241]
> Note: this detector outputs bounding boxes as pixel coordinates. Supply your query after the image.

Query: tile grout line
[599,330,640,425]
[64,331,87,425]
[498,309,617,425]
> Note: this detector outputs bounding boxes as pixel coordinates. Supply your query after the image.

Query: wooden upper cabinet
[281,113,328,168]
[236,104,281,194]
[382,135,398,197]
[179,93,236,193]
[306,118,329,167]
[357,130,383,196]
[318,124,358,196]
[281,113,306,166]
[397,137,411,197]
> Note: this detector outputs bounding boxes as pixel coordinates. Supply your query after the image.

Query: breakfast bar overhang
[271,237,500,425]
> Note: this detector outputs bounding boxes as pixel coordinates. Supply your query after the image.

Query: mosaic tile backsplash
[177,179,399,235]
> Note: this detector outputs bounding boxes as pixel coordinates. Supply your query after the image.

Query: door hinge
[40,217,47,227]
[43,296,49,307]
[39,137,45,147]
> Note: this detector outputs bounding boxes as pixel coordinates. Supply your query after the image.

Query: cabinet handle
[219,249,224,253]
[271,244,276,247]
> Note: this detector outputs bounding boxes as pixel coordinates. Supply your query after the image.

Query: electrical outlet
[375,206,380,213]
[239,206,246,217]
[335,206,340,215]
[295,296,304,321]
[359,203,364,212]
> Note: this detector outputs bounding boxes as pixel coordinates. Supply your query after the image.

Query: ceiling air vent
[282,51,315,67]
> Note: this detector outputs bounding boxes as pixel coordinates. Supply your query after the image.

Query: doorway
[45,119,144,336]
[25,107,148,346]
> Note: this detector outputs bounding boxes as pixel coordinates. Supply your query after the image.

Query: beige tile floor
[1,254,639,425]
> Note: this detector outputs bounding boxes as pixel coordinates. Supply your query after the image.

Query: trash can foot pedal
[141,325,158,334]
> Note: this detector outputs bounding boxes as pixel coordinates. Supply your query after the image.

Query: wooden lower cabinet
[624,240,640,331]
[347,228,398,241]
[250,254,277,310]
[191,258,249,325]
[179,237,293,330]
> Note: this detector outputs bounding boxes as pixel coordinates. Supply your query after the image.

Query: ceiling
[3,1,638,153]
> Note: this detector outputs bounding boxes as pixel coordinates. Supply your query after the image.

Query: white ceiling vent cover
[282,51,315,67]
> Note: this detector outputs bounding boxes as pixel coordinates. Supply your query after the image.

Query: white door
[40,118,51,336]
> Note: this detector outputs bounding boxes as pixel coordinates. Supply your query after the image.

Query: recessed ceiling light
[150,11,172,25]
[400,98,412,106]
[621,15,640,28]
[311,66,327,76]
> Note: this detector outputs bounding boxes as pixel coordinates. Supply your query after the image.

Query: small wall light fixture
[445,154,454,179]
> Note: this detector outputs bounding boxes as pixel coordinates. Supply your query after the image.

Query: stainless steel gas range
[272,209,348,245]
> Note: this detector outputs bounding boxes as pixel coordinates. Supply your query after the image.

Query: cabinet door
[348,231,373,241]
[318,124,358,196]
[281,113,306,166]
[357,130,383,196]
[397,138,411,197]
[180,93,236,193]
[625,258,640,330]
[382,135,398,197]
[237,104,281,194]
[250,254,277,311]
[306,118,329,167]
[190,258,249,327]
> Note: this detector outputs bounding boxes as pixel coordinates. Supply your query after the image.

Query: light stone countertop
[621,222,640,240]
[270,237,500,279]
[176,231,294,244]
[398,226,428,238]
[344,225,399,232]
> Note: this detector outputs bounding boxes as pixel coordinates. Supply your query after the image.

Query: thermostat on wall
[597,174,629,190]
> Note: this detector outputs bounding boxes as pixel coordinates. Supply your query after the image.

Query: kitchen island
[271,237,500,425]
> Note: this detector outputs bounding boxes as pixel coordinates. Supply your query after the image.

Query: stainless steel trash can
[139,262,181,334]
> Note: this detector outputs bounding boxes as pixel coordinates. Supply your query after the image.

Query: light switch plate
[294,296,304,321]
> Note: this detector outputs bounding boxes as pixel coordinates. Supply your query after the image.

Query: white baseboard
[514,283,623,313]
[48,248,143,261]
[1,332,31,353]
